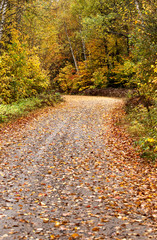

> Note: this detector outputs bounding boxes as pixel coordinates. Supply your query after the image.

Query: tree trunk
[134,0,144,25]
[0,0,7,41]
[64,21,79,73]
[78,16,87,67]
[80,29,87,67]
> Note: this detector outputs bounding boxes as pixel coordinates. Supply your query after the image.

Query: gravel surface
[0,96,156,239]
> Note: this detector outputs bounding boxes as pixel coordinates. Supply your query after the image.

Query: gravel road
[0,96,156,239]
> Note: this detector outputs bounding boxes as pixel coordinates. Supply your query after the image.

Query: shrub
[126,96,157,162]
[0,29,50,104]
[91,68,108,89]
[0,92,62,123]
[55,63,76,93]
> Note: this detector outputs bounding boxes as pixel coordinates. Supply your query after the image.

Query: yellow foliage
[55,63,76,93]
[0,29,50,104]
[73,62,92,92]
[146,138,155,143]
[91,68,108,88]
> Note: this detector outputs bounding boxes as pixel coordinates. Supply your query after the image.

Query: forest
[0,0,157,160]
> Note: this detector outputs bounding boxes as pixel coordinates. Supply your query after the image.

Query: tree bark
[78,16,87,67]
[80,29,87,67]
[134,0,144,25]
[64,21,79,73]
[0,0,7,41]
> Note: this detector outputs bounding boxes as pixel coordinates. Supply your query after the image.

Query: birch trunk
[0,0,7,41]
[134,0,144,25]
[64,21,79,73]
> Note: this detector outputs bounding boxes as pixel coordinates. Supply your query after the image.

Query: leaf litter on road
[0,96,156,239]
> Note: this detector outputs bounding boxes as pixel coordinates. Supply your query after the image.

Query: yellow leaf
[154,146,157,152]
[42,218,49,223]
[92,227,100,231]
[69,233,80,239]
[54,221,60,227]
[50,235,55,239]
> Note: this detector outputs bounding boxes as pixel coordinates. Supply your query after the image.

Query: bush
[39,91,63,106]
[126,96,157,162]
[55,63,76,93]
[91,68,108,89]
[0,92,63,123]
[55,62,93,93]
[0,29,50,104]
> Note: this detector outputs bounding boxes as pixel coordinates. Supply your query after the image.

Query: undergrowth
[125,97,157,163]
[0,92,63,123]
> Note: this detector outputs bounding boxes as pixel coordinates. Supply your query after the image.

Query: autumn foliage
[0,0,156,97]
[0,30,50,104]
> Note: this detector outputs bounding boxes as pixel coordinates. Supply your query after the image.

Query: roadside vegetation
[125,94,157,163]
[0,92,62,124]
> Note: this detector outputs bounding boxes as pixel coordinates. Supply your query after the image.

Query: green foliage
[0,97,41,123]
[0,92,62,123]
[138,137,157,162]
[126,99,157,162]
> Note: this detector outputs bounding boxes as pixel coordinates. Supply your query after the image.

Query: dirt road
[0,96,156,239]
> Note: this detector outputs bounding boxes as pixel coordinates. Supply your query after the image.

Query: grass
[125,100,157,163]
[0,92,63,124]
